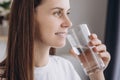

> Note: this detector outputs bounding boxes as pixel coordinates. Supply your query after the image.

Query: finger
[99,51,111,66]
[93,44,106,52]
[89,33,98,40]
[89,39,102,46]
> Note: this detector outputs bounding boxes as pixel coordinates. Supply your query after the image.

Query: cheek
[39,14,62,28]
[39,29,66,47]
[34,19,41,41]
[35,15,65,47]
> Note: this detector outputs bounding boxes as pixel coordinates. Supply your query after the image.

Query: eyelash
[53,11,62,17]
[53,11,70,17]
[67,12,70,15]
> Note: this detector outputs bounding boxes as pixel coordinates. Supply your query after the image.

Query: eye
[53,10,62,17]
[67,12,70,15]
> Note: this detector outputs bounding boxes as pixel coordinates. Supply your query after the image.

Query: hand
[69,33,111,71]
[88,34,111,68]
[69,33,111,80]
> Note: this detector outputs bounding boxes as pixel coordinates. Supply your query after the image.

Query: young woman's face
[35,0,72,48]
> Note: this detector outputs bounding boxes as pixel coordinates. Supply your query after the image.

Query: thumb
[69,49,79,58]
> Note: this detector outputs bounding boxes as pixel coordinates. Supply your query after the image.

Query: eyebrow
[51,7,70,11]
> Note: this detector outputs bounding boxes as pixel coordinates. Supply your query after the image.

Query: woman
[0,0,110,80]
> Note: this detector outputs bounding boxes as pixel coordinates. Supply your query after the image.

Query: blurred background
[0,0,10,65]
[0,0,120,80]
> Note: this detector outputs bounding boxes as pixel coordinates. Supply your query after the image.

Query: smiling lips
[55,32,67,38]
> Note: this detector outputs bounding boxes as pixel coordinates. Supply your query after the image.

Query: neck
[34,41,50,67]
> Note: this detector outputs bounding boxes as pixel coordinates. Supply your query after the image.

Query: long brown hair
[0,0,55,80]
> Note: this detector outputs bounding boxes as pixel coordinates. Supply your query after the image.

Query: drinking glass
[67,24,105,75]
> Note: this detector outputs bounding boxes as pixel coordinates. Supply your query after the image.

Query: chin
[53,42,66,48]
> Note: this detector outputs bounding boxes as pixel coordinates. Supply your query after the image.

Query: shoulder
[50,55,75,71]
[50,56,81,80]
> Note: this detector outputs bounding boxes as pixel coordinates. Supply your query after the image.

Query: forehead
[40,0,70,10]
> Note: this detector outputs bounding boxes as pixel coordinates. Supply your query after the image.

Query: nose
[61,15,72,28]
